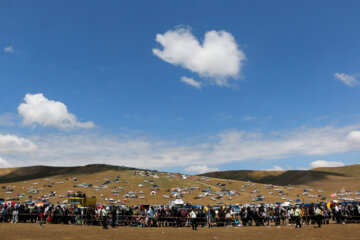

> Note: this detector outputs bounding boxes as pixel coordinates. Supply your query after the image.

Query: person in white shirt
[190,208,197,230]
[334,204,341,224]
[294,206,301,228]
[315,206,322,228]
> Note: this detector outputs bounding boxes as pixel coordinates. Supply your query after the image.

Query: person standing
[190,208,197,230]
[294,206,301,228]
[315,205,322,228]
[335,203,341,224]
[39,206,45,227]
[275,205,281,226]
[12,206,19,224]
[148,207,154,227]
[111,207,117,228]
[101,207,108,229]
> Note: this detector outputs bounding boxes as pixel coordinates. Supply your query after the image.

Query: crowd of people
[1,201,360,229]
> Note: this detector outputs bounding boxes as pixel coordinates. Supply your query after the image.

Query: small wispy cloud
[334,72,359,87]
[241,115,258,121]
[185,165,219,174]
[0,113,17,126]
[264,165,284,171]
[217,113,232,121]
[3,46,15,53]
[180,76,202,89]
[310,160,345,168]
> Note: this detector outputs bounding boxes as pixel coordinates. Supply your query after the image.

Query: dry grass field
[0,223,360,240]
[1,165,354,206]
[1,165,360,240]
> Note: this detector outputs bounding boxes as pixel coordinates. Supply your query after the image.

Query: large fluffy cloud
[153,27,246,86]
[334,73,359,87]
[0,133,37,153]
[310,160,345,168]
[185,165,219,174]
[18,93,95,129]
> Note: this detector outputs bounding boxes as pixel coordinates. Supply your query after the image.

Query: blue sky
[1,0,360,173]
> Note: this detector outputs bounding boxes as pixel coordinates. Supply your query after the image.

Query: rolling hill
[0,164,359,206]
[0,164,139,183]
[201,164,360,192]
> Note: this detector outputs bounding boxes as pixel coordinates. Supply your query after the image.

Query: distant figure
[335,203,341,224]
[275,205,281,226]
[39,206,45,227]
[12,206,19,223]
[101,208,108,229]
[190,208,197,230]
[315,206,322,228]
[294,206,301,228]
[111,207,117,228]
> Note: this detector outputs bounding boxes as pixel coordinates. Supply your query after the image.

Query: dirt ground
[0,223,359,240]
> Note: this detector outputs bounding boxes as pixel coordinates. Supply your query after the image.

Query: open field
[0,167,348,206]
[1,164,360,206]
[1,223,360,240]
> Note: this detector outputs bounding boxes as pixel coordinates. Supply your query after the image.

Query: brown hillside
[201,164,360,190]
[0,165,330,206]
[0,164,138,183]
[1,164,359,206]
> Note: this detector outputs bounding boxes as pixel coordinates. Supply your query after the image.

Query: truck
[68,196,96,208]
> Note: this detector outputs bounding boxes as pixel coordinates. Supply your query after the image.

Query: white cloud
[264,165,284,171]
[153,27,246,86]
[0,157,12,168]
[334,73,359,87]
[310,160,345,168]
[18,93,95,129]
[348,131,360,143]
[180,76,202,89]
[207,125,360,165]
[185,165,219,174]
[3,124,360,169]
[298,167,309,170]
[0,133,37,154]
[3,46,15,53]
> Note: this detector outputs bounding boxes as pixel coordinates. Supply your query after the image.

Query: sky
[1,0,360,173]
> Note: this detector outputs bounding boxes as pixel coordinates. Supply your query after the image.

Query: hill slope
[0,164,138,183]
[1,164,359,206]
[0,164,325,205]
[201,164,360,190]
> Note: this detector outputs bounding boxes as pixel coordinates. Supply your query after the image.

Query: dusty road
[0,223,360,240]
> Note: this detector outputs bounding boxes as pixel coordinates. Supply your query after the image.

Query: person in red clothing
[39,206,45,227]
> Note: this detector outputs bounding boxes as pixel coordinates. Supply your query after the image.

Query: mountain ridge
[200,164,360,186]
[0,164,142,183]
